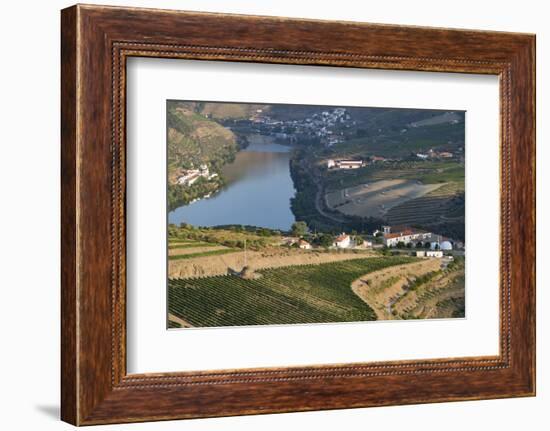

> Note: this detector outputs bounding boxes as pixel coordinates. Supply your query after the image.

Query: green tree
[291,221,308,237]
[318,234,335,248]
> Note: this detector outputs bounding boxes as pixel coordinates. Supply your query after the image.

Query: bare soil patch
[326,179,443,219]
[169,247,376,279]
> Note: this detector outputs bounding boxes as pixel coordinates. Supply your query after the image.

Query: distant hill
[167,101,239,210]
[167,102,238,172]
[176,101,271,120]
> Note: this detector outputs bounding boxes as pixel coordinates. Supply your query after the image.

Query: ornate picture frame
[61,4,535,425]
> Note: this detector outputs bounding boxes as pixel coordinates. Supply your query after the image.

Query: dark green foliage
[291,221,308,237]
[168,320,182,329]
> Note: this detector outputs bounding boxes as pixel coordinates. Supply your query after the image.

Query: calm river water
[168,135,296,231]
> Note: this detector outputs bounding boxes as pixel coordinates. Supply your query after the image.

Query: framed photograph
[61,4,536,425]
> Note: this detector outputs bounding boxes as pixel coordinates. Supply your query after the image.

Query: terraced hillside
[323,160,465,240]
[352,257,465,320]
[168,257,413,328]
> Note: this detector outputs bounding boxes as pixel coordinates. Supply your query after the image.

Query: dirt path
[168,313,194,328]
[351,258,442,321]
[169,247,376,279]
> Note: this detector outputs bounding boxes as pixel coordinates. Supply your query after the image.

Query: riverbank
[169,135,296,230]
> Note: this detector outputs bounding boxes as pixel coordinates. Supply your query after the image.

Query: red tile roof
[335,234,349,242]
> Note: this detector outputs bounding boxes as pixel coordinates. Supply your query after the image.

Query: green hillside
[167,101,238,210]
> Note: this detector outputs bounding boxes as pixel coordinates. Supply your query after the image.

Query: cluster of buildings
[176,164,218,187]
[282,232,372,251]
[246,107,354,147]
[282,225,459,260]
[379,225,458,251]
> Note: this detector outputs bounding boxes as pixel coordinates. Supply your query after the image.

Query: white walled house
[426,250,443,258]
[337,160,364,169]
[328,159,364,170]
[298,239,312,250]
[383,226,432,247]
[333,233,351,248]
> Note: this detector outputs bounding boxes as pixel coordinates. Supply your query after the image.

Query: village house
[337,160,364,169]
[370,155,386,163]
[333,233,351,249]
[327,159,364,169]
[282,237,299,247]
[382,225,455,250]
[298,239,312,250]
[382,225,432,248]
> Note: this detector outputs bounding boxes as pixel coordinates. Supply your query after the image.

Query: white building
[383,226,432,247]
[177,165,216,186]
[440,240,453,250]
[328,159,364,170]
[337,160,364,169]
[426,250,443,258]
[298,239,312,250]
[177,170,201,186]
[333,233,351,248]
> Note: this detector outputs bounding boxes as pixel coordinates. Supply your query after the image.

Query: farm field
[168,257,414,328]
[325,179,443,218]
[168,243,377,278]
[167,240,238,260]
[167,233,378,278]
[321,160,465,240]
[324,160,463,191]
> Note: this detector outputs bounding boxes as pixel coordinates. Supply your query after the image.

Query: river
[168,135,297,231]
